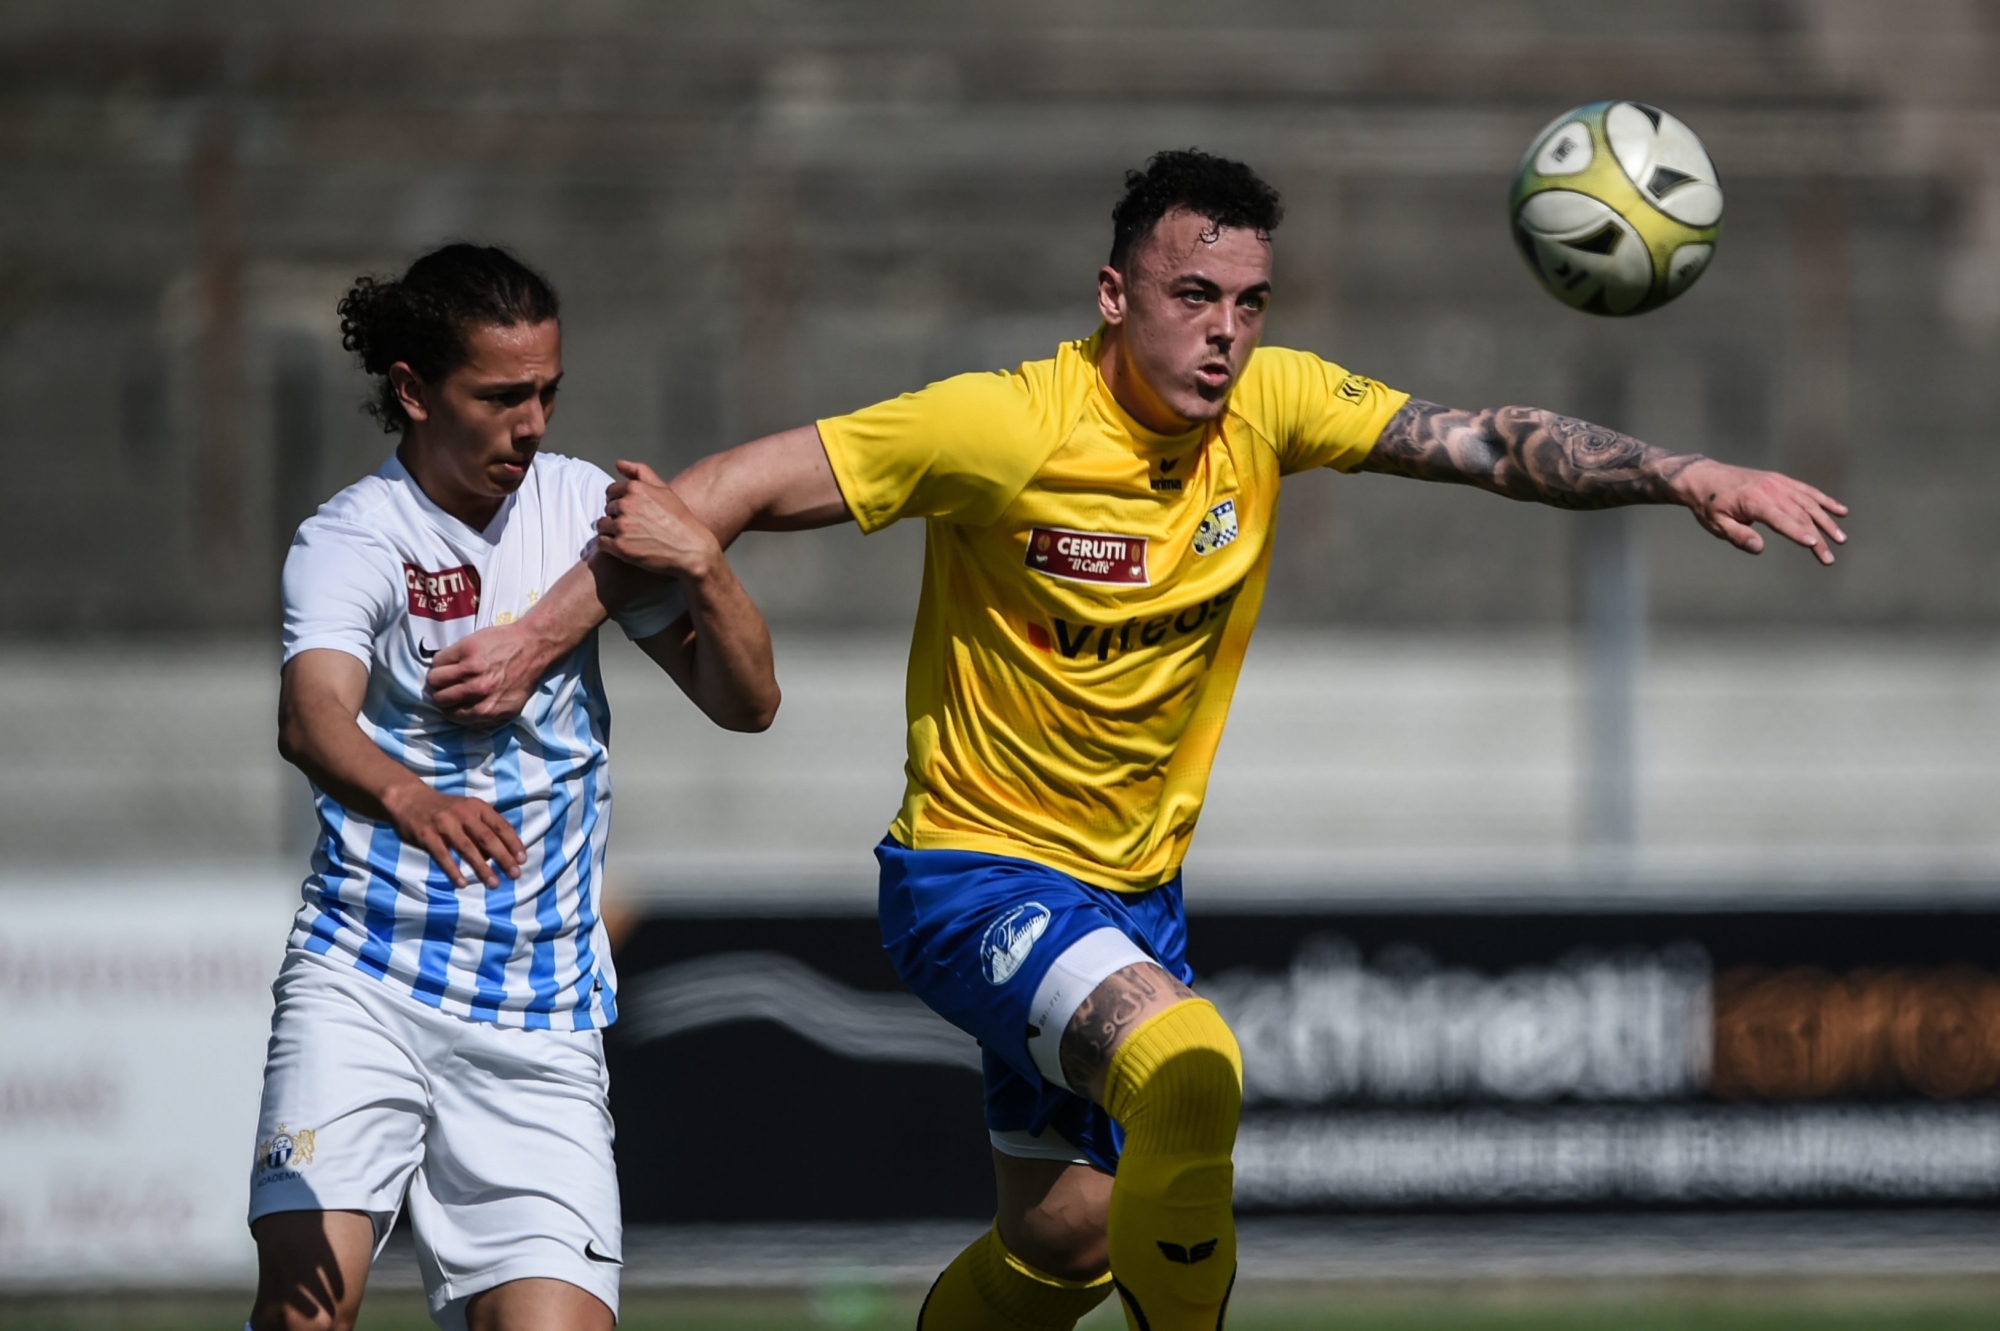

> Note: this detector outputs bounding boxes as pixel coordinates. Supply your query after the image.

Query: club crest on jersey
[981,902,1052,985]
[1025,528,1149,586]
[1191,500,1239,556]
[404,562,481,619]
[255,1124,317,1175]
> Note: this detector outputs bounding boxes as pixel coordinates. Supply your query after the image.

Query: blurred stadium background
[7,1,2000,1327]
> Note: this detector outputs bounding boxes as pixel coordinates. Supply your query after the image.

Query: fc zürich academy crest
[256,1124,317,1174]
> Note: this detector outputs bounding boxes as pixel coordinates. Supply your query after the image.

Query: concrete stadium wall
[7,629,1997,904]
[0,1,1997,633]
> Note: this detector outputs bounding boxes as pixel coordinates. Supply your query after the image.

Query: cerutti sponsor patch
[1024,527,1148,586]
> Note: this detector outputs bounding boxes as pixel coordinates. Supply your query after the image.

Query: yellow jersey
[817,330,1408,892]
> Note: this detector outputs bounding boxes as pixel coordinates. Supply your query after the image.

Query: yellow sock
[917,1223,1114,1330]
[1102,999,1243,1331]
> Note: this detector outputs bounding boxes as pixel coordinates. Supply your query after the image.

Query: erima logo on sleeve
[981,902,1052,985]
[404,562,482,619]
[1025,528,1149,586]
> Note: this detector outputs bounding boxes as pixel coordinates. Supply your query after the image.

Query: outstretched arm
[620,482,780,734]
[1360,399,1848,564]
[427,425,850,723]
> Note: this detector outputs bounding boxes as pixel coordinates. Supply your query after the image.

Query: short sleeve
[816,370,1059,534]
[561,459,688,641]
[282,519,403,667]
[1234,346,1411,476]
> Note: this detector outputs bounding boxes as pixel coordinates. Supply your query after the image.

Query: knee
[1002,1194,1110,1283]
[1103,998,1242,1148]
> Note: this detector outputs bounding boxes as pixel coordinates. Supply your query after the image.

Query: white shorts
[249,948,621,1326]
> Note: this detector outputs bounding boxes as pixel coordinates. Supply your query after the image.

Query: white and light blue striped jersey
[280,451,683,1031]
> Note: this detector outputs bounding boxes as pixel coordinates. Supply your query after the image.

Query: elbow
[724,683,781,734]
[276,703,319,773]
[276,712,303,767]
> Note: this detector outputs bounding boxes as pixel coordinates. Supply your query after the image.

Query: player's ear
[388,362,430,423]
[1097,265,1128,327]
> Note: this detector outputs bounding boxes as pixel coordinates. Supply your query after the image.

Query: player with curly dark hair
[426,150,1847,1331]
[247,243,777,1331]
[1108,150,1283,270]
[337,243,562,433]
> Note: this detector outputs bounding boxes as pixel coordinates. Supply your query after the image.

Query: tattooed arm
[1360,399,1849,565]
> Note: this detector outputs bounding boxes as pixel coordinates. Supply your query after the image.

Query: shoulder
[1228,346,1405,425]
[815,335,1097,531]
[889,361,1049,429]
[828,337,1086,439]
[529,450,610,488]
[309,467,397,525]
[525,451,613,510]
[283,493,404,618]
[1229,346,1336,417]
[292,471,403,558]
[1219,347,1305,453]
[1229,346,1411,473]
[916,339,1093,453]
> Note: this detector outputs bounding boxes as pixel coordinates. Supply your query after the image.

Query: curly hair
[1108,149,1285,271]
[337,243,560,433]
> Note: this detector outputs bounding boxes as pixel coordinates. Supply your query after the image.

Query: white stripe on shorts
[1023,926,1153,1093]
[990,1126,1091,1165]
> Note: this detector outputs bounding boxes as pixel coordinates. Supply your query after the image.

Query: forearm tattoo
[1059,962,1196,1092]
[1362,399,1705,510]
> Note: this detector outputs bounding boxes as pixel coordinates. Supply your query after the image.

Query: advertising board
[608,907,2000,1219]
[0,876,290,1286]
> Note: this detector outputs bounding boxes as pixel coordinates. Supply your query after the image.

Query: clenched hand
[596,460,723,579]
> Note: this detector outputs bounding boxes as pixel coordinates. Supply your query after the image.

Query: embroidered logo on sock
[980,902,1051,984]
[1157,1238,1219,1264]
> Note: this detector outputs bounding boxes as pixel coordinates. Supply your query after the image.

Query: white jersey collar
[382,450,522,548]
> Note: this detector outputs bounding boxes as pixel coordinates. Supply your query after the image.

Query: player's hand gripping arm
[278,649,525,889]
[426,425,851,723]
[1359,399,1849,564]
[613,477,780,734]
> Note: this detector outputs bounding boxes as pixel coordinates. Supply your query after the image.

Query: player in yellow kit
[426,151,1848,1331]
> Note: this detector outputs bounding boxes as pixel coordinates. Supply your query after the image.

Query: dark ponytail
[337,244,560,432]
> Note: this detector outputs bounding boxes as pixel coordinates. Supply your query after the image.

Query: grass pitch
[8,1278,2000,1330]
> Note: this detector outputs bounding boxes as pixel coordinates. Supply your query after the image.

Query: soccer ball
[1510,101,1723,316]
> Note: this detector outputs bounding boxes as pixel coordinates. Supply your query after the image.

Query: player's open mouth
[1195,363,1232,391]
